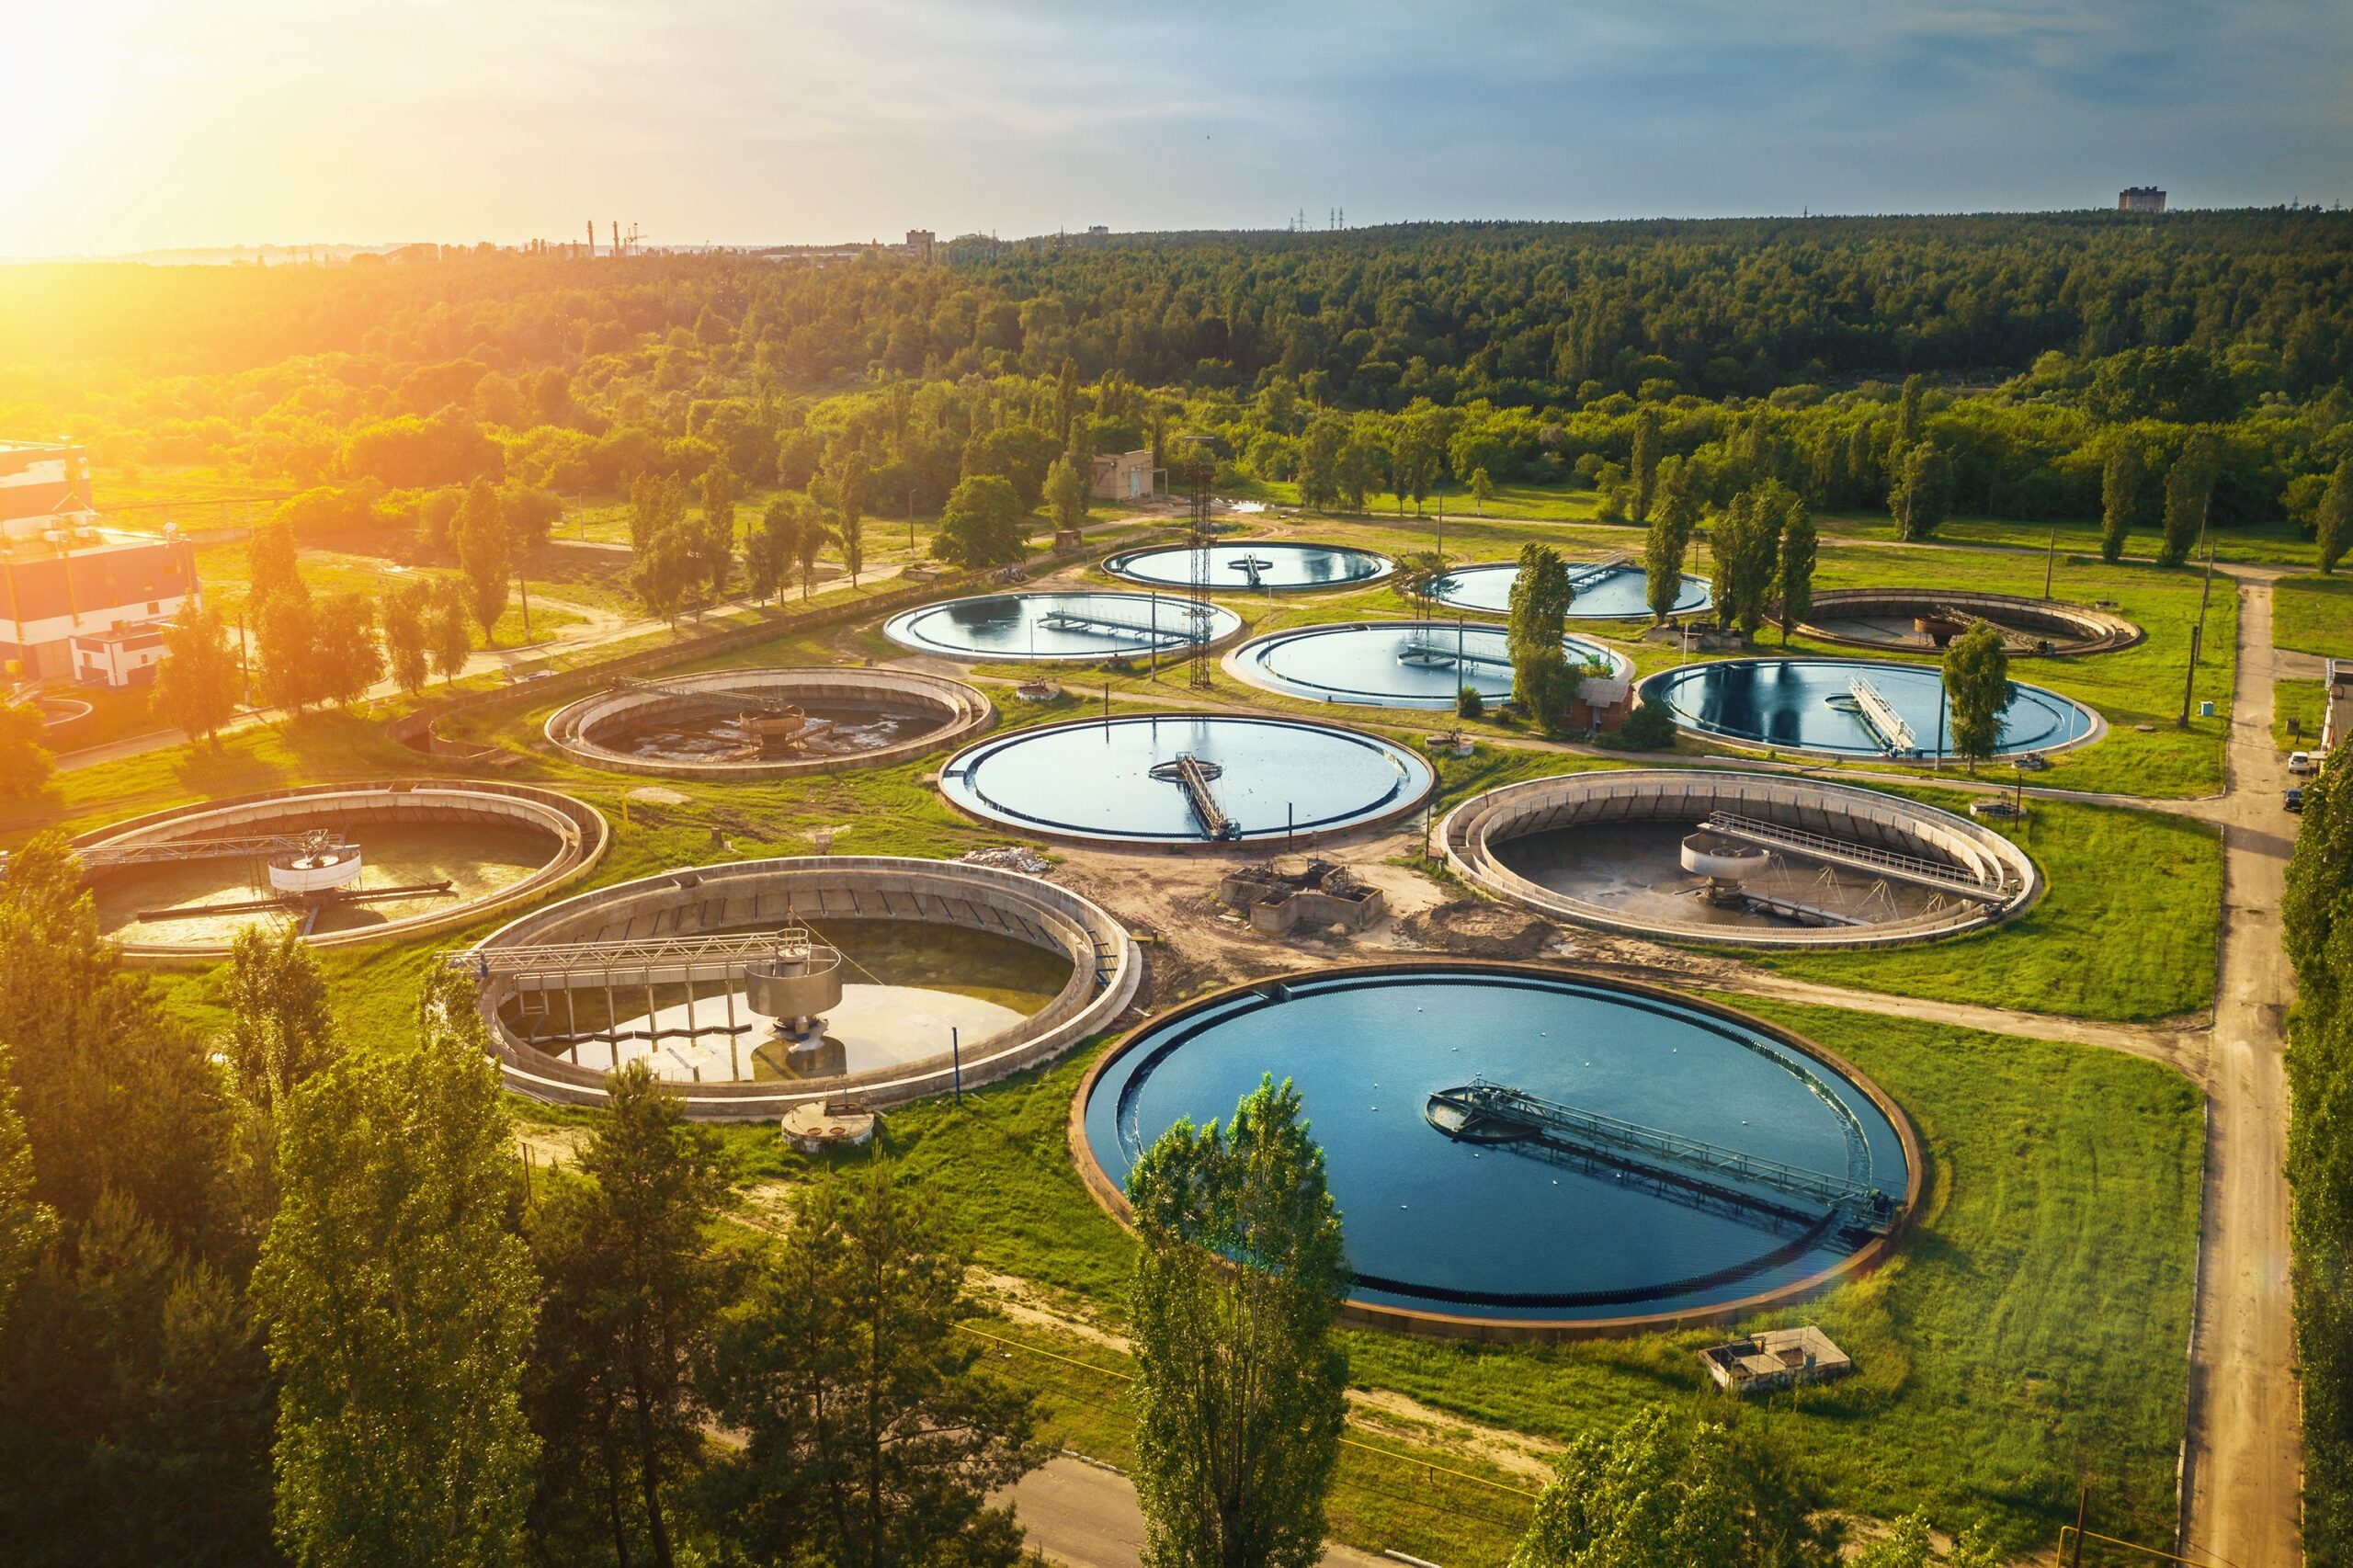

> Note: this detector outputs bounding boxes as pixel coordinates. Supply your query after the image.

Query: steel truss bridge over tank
[1425,1078,1895,1233]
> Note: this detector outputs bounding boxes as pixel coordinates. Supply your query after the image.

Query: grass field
[1743,792,2222,1021]
[2277,679,2325,753]
[2272,574,2353,660]
[669,991,2201,1559]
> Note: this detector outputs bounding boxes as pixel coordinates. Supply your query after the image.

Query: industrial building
[0,441,200,685]
[1088,448,1157,502]
[2120,187,2167,212]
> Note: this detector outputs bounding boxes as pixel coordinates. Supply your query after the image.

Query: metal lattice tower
[1181,439,1217,688]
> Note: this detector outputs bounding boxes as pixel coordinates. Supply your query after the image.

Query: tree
[1507,543,1583,733]
[1895,371,1925,447]
[2100,433,2146,563]
[1643,462,1699,625]
[1127,1076,1347,1568]
[629,474,688,552]
[794,506,826,597]
[218,925,340,1246]
[379,581,431,697]
[694,467,738,600]
[311,592,384,708]
[452,479,512,637]
[2317,460,2352,576]
[253,971,539,1568]
[527,1062,727,1568]
[1045,453,1088,534]
[1942,621,2012,772]
[150,601,241,743]
[745,497,800,602]
[1393,412,1445,514]
[631,526,701,626]
[429,578,472,685]
[1887,442,1951,541]
[2159,433,2217,567]
[0,701,54,799]
[1471,466,1493,516]
[254,590,321,713]
[1509,1406,1835,1568]
[1296,417,1345,510]
[1335,426,1384,514]
[1709,487,1785,642]
[824,450,870,586]
[248,520,304,615]
[709,1159,1039,1567]
[1774,494,1817,644]
[933,474,1028,568]
[0,1043,53,1337]
[1630,407,1661,525]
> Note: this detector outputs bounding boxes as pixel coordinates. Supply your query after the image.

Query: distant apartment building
[0,441,199,687]
[902,229,937,262]
[2120,187,2167,213]
[1089,449,1157,503]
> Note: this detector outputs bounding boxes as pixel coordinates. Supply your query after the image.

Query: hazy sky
[6,0,2348,255]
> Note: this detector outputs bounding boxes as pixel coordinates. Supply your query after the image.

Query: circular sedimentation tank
[938,713,1435,847]
[1442,769,2040,947]
[1073,961,1917,1338]
[882,591,1244,663]
[72,780,608,964]
[544,667,993,778]
[1798,588,2141,656]
[1101,540,1394,593]
[1228,619,1631,710]
[1428,560,1711,620]
[1641,656,2099,759]
[466,856,1141,1118]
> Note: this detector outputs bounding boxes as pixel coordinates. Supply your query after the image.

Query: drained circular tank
[1443,769,2040,947]
[1799,589,2140,656]
[1428,561,1711,620]
[938,713,1436,847]
[67,781,608,964]
[1102,541,1394,593]
[1074,962,1917,1337]
[1228,620,1631,710]
[464,856,1142,1118]
[545,667,992,778]
[1641,657,2098,759]
[882,591,1244,663]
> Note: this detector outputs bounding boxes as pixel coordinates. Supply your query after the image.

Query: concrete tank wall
[469,855,1142,1119]
[543,667,993,778]
[1443,768,2040,949]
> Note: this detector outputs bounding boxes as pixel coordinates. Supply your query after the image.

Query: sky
[4,0,2348,256]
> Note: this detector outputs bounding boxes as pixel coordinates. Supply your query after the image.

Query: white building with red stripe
[1,441,200,686]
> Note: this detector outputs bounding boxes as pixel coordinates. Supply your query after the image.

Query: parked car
[2290,751,2315,775]
[2287,787,2305,812]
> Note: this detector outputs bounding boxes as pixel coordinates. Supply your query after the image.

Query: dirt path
[2180,572,2302,1568]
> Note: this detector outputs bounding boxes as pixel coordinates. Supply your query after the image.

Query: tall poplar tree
[1127,1077,1348,1568]
[1942,622,2013,773]
[2100,434,2146,563]
[254,971,539,1568]
[1630,407,1662,525]
[2159,433,2216,568]
[1506,542,1582,733]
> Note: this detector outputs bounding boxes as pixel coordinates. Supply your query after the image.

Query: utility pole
[2042,521,2057,598]
[517,563,533,643]
[2179,503,2216,727]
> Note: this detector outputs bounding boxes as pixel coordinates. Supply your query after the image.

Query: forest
[0,210,2348,571]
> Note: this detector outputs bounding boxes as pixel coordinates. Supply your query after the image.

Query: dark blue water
[1084,971,1908,1321]
[883,592,1243,662]
[1429,561,1711,620]
[1233,621,1629,710]
[1641,657,2096,757]
[1105,542,1392,592]
[939,714,1434,843]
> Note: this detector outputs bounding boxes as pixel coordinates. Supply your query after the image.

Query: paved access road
[1003,1457,1394,1568]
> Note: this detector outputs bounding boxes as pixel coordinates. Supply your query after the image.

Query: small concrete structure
[1699,1325,1853,1394]
[780,1097,878,1153]
[1218,859,1386,933]
[1089,449,1156,502]
[2323,658,2353,756]
[465,856,1142,1119]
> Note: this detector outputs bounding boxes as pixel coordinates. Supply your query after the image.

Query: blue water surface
[1233,621,1629,710]
[883,592,1243,662]
[1428,561,1711,620]
[1083,970,1909,1322]
[1104,541,1392,592]
[1641,657,2097,757]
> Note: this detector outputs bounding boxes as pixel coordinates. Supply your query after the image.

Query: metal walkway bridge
[1565,556,1636,595]
[1398,638,1512,671]
[1038,605,1212,642]
[1426,1079,1891,1224]
[1703,812,2011,902]
[1146,753,1240,840]
[445,928,827,991]
[1845,676,1918,755]
[68,832,350,872]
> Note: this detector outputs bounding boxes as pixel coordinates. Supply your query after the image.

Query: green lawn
[1744,792,2222,1022]
[1816,509,2318,570]
[2272,574,2353,660]
[2278,679,2325,754]
[676,993,2200,1559]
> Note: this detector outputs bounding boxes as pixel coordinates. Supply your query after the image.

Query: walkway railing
[1703,812,2010,901]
